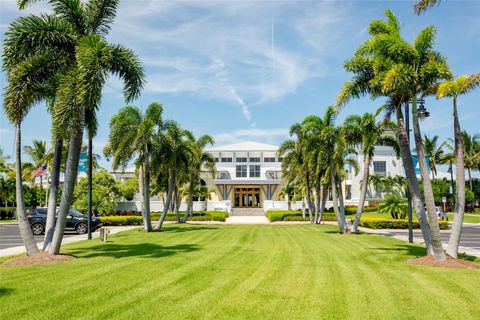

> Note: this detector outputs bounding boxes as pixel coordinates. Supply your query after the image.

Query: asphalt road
[1,223,479,251]
[0,223,79,250]
[386,225,480,251]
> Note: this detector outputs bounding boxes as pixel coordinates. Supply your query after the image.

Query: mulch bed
[3,252,75,266]
[408,255,480,269]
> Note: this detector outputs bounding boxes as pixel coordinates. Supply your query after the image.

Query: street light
[405,97,430,243]
[417,98,430,119]
[448,161,455,199]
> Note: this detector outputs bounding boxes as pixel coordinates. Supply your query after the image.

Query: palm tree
[183,135,215,222]
[24,140,48,188]
[104,103,163,232]
[154,121,195,231]
[436,73,480,258]
[343,107,398,233]
[279,184,297,211]
[5,0,144,254]
[337,10,449,260]
[423,135,446,180]
[414,0,441,14]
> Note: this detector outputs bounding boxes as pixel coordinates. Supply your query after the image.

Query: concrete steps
[229,208,265,217]
[225,216,269,224]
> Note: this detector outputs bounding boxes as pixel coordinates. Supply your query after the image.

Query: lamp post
[405,97,430,243]
[87,136,93,240]
[448,161,455,206]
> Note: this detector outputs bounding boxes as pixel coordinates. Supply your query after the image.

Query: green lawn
[351,211,480,224]
[1,224,479,320]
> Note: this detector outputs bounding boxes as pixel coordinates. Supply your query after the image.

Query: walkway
[0,225,139,257]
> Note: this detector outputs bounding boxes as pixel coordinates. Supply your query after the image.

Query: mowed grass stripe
[1,224,479,320]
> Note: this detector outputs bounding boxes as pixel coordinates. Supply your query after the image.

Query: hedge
[0,208,16,220]
[266,210,338,222]
[359,218,449,230]
[100,211,228,225]
[100,216,144,226]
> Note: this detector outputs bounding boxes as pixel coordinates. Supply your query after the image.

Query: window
[249,165,260,177]
[277,157,283,162]
[373,161,386,177]
[263,157,275,162]
[236,165,247,177]
[236,157,247,163]
[249,157,261,162]
[221,157,232,163]
[214,157,219,162]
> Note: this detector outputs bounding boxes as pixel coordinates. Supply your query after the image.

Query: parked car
[27,208,103,235]
[435,206,448,221]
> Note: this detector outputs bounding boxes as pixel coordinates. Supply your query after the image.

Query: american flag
[33,164,48,177]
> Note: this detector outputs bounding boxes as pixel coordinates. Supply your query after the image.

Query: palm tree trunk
[174,185,181,223]
[183,174,194,222]
[48,113,84,255]
[43,138,63,250]
[352,154,370,233]
[15,123,39,256]
[317,186,328,223]
[301,197,305,219]
[412,98,446,261]
[447,97,465,258]
[314,175,321,224]
[337,178,347,224]
[143,154,153,232]
[396,107,434,255]
[330,162,347,233]
[138,165,144,214]
[305,171,314,222]
[156,169,175,231]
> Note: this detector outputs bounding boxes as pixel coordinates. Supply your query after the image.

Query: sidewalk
[0,226,139,258]
[357,226,480,258]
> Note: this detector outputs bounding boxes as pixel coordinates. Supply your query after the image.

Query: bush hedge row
[359,218,449,230]
[0,208,16,220]
[266,210,337,222]
[100,211,228,225]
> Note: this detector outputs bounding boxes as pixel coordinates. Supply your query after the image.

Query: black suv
[28,208,103,235]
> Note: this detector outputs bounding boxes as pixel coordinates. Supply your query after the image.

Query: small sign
[442,196,447,203]
[78,152,88,172]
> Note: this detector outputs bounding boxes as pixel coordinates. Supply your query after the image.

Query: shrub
[266,210,338,222]
[378,193,408,219]
[266,211,285,222]
[359,218,449,230]
[100,216,144,226]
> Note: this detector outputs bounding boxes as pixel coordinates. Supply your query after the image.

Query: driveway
[0,223,79,250]
[389,224,480,252]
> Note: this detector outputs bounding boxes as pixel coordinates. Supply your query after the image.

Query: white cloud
[214,128,289,145]
[107,1,353,121]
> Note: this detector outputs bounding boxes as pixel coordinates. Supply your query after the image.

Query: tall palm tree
[4,0,145,254]
[343,107,398,233]
[423,135,446,180]
[24,140,48,188]
[154,121,195,231]
[337,10,449,260]
[436,73,480,258]
[104,103,163,232]
[183,135,215,222]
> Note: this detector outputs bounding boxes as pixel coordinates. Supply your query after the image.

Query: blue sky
[1,0,479,171]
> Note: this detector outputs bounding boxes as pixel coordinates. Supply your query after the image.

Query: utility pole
[405,102,413,243]
[87,136,93,240]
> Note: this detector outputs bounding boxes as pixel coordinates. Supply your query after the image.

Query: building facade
[201,142,284,211]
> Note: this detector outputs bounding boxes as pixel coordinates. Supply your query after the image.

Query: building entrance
[234,187,261,208]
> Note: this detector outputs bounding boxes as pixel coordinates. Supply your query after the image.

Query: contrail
[271,15,276,74]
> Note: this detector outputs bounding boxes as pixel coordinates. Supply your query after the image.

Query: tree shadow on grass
[0,288,14,297]
[159,225,220,234]
[68,243,199,259]
[370,244,427,258]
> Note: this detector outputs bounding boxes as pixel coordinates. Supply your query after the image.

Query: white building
[116,140,402,212]
[201,141,283,211]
